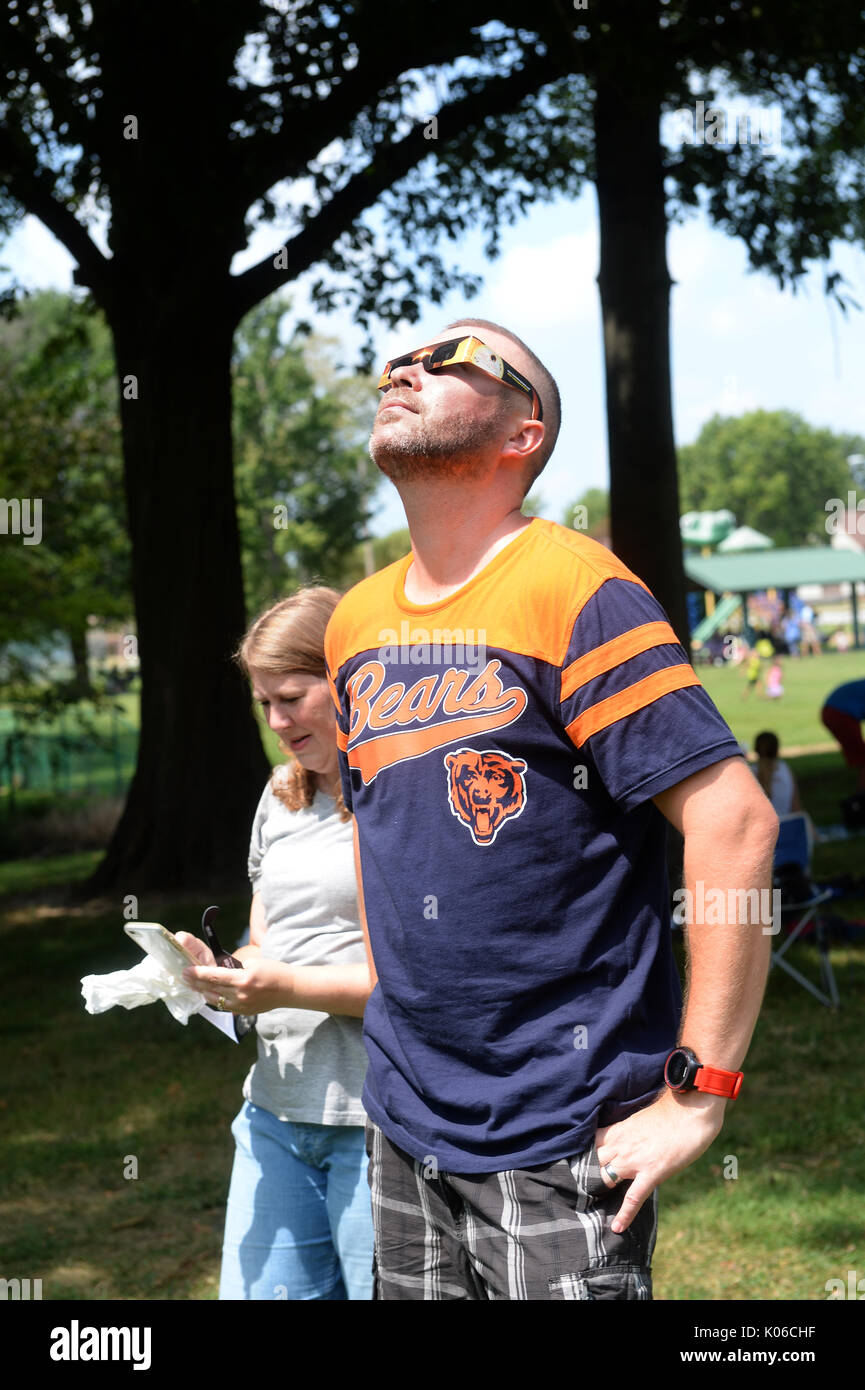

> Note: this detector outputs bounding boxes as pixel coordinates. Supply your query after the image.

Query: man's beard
[369,403,505,482]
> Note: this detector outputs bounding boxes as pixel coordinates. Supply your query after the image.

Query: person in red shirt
[821,679,865,792]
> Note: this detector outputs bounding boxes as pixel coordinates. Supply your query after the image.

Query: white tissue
[81,957,206,1024]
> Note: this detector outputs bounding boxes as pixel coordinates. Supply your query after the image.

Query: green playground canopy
[684,546,865,593]
[684,546,865,647]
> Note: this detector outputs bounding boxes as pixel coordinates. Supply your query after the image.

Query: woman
[177,587,374,1300]
[752,730,801,817]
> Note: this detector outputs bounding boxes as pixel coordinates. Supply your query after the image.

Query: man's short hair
[443,318,561,494]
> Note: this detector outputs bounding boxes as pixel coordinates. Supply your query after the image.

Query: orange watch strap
[695,1064,744,1099]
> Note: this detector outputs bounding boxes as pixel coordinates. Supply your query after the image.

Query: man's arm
[595,756,778,1233]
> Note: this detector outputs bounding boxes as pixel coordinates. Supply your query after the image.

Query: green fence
[0,704,139,811]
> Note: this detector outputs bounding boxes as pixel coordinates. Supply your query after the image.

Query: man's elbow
[690,773,779,861]
[737,783,780,860]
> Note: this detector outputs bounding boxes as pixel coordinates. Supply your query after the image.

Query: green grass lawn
[654,935,865,1300]
[1,844,863,1302]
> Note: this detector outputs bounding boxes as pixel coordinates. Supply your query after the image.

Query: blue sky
[4,178,864,539]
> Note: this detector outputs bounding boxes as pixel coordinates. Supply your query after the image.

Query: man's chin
[369,439,485,483]
[370,449,439,483]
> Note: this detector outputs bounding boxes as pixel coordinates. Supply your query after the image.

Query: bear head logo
[444,747,528,846]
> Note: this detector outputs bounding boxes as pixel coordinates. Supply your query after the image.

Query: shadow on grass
[1,868,253,1299]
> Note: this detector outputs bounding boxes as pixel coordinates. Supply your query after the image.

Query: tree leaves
[677,410,865,548]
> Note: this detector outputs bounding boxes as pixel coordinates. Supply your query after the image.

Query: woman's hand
[175,931,216,968]
[182,956,295,1014]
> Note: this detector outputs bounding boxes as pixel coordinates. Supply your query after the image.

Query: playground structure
[685,546,865,654]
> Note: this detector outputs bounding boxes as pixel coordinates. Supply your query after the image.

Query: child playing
[765,659,784,700]
[741,649,763,700]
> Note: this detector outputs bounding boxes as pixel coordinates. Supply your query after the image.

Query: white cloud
[668,218,716,281]
[707,304,739,336]
[484,231,600,329]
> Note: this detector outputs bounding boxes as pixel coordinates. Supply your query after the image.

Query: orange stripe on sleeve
[336,726,348,752]
[565,664,701,747]
[560,621,681,702]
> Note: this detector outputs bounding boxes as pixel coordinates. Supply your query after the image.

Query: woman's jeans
[219,1101,374,1300]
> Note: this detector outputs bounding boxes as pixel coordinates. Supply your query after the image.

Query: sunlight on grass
[701,649,865,752]
[0,851,101,901]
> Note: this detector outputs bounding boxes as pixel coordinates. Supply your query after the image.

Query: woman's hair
[754,730,780,798]
[235,586,350,821]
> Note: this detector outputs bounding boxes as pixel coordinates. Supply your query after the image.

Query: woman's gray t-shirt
[242,773,368,1125]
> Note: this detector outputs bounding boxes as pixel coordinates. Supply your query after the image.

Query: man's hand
[595,1089,726,1233]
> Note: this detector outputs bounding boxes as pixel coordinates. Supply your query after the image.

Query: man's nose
[389,357,425,390]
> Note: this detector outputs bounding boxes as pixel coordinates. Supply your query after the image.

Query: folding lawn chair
[771,812,839,1009]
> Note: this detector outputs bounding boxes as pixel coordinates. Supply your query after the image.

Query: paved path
[742,742,837,759]
[780,742,838,757]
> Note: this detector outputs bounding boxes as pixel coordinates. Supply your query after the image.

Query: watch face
[665,1049,692,1088]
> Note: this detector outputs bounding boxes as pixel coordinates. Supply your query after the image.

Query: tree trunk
[593,0,691,651]
[68,624,92,696]
[84,291,270,895]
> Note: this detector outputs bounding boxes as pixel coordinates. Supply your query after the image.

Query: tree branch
[228,49,560,326]
[0,127,112,304]
[1,21,99,154]
[232,3,509,204]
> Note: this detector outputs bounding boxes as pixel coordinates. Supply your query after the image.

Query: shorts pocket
[548,1264,652,1300]
[566,1137,616,1206]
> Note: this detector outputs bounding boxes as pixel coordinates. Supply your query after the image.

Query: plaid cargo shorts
[365,1120,657,1301]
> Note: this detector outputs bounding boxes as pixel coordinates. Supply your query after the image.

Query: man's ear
[501,418,545,462]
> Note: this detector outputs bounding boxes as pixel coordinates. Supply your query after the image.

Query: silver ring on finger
[604,1163,620,1184]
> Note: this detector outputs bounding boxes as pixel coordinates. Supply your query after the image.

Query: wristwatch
[664,1046,743,1099]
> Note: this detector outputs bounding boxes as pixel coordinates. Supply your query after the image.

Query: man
[324,320,778,1300]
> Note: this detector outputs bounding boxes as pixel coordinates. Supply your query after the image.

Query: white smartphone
[124,922,199,979]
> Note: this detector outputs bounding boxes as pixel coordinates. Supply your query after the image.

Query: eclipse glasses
[377,335,543,421]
